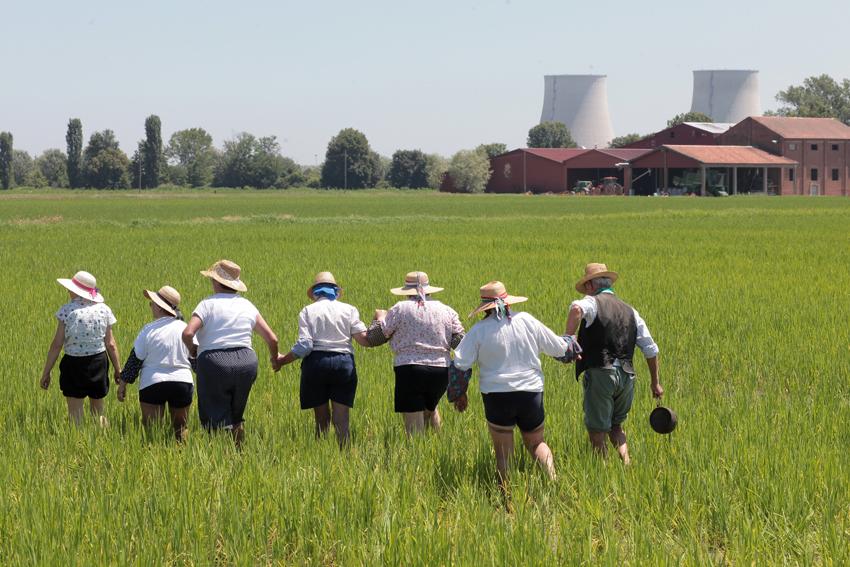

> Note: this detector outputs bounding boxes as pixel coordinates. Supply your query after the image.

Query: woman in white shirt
[277,272,370,447]
[40,270,122,426]
[182,260,279,447]
[117,286,193,442]
[451,281,577,485]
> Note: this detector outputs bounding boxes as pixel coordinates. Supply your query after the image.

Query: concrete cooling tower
[690,70,761,123]
[540,74,614,149]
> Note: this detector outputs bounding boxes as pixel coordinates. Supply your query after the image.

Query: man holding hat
[566,263,662,464]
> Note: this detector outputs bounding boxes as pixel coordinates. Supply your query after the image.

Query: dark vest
[576,293,637,378]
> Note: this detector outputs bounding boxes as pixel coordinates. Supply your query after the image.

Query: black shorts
[482,391,545,432]
[394,364,448,413]
[139,381,194,409]
[300,351,357,409]
[196,347,258,429]
[59,352,109,399]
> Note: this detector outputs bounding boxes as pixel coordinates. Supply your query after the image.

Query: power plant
[690,70,761,124]
[540,74,615,149]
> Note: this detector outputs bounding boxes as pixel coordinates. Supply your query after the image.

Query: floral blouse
[56,297,117,357]
[381,298,464,367]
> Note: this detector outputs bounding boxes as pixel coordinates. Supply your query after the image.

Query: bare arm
[104,326,122,384]
[40,322,65,389]
[352,330,370,347]
[182,315,202,358]
[646,356,663,398]
[565,303,583,336]
[254,314,279,363]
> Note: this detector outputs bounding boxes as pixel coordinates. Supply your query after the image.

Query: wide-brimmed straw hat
[390,271,444,296]
[468,280,527,318]
[575,263,619,293]
[200,259,247,292]
[308,271,340,298]
[57,270,104,303]
[143,285,181,317]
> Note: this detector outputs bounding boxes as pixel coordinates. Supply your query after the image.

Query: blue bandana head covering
[311,285,339,301]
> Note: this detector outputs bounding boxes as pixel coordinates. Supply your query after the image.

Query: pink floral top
[381,298,464,367]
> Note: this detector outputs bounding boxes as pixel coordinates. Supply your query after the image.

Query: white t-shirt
[133,317,194,390]
[293,298,366,356]
[193,293,260,354]
[56,298,117,357]
[453,312,568,393]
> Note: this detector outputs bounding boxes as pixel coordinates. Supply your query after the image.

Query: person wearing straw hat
[566,263,662,464]
[182,260,280,446]
[450,281,579,485]
[370,271,465,436]
[40,270,122,426]
[276,272,371,447]
[117,286,194,442]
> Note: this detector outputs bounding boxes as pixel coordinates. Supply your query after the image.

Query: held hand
[453,393,468,413]
[113,369,122,385]
[651,382,664,399]
[116,381,127,402]
[374,309,387,321]
[39,373,51,390]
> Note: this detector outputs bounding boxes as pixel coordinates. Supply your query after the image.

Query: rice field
[1,188,849,565]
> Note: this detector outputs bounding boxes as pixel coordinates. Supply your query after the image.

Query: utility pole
[343,149,348,189]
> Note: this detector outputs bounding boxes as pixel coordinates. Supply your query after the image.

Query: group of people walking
[40,260,663,480]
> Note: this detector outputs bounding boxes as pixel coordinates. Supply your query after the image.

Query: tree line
[1,74,847,191]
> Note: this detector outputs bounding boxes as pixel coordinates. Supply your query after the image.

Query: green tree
[666,111,713,128]
[129,141,144,189]
[165,127,215,187]
[25,168,48,188]
[527,122,577,148]
[0,132,13,189]
[388,149,429,188]
[85,149,131,189]
[66,118,83,188]
[425,154,448,189]
[12,150,33,187]
[142,115,163,188]
[321,128,376,189]
[214,133,291,189]
[447,149,491,193]
[771,74,850,125]
[36,149,69,187]
[610,133,643,148]
[475,143,507,158]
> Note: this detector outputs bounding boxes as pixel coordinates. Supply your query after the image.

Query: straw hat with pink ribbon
[57,271,104,303]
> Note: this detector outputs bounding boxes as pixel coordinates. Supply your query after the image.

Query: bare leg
[140,402,165,429]
[330,401,350,448]
[521,425,556,480]
[312,403,331,438]
[487,422,515,489]
[65,397,85,426]
[169,405,191,443]
[608,425,630,465]
[89,398,107,427]
[588,430,608,458]
[424,408,442,432]
[403,412,425,436]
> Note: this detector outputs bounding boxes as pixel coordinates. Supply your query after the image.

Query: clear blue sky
[3,0,848,163]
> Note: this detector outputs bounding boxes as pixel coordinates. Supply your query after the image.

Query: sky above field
[3,0,848,163]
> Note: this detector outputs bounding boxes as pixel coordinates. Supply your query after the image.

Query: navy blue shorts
[139,381,194,409]
[394,365,448,413]
[482,391,545,432]
[300,351,357,409]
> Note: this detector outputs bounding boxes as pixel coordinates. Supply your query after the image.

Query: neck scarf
[312,285,339,301]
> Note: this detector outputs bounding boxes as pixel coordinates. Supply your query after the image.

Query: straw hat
[574,263,619,293]
[308,271,340,299]
[468,280,527,318]
[200,259,247,292]
[390,271,444,296]
[143,285,181,317]
[57,270,104,303]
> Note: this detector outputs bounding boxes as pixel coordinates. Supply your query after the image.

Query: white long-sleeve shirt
[569,291,659,359]
[453,312,568,393]
[291,298,367,357]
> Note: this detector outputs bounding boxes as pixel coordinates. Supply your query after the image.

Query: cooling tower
[540,74,614,149]
[690,70,761,123]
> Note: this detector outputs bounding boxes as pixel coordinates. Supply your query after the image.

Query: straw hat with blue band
[468,280,527,319]
[390,271,443,303]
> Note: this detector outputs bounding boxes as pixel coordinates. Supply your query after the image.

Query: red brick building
[719,117,850,196]
[625,122,733,149]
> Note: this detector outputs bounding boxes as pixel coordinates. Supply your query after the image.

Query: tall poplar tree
[66,118,83,188]
[0,132,13,190]
[143,115,162,188]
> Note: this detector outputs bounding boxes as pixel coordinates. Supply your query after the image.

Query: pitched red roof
[662,145,797,166]
[595,148,653,160]
[750,116,850,140]
[520,148,588,162]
